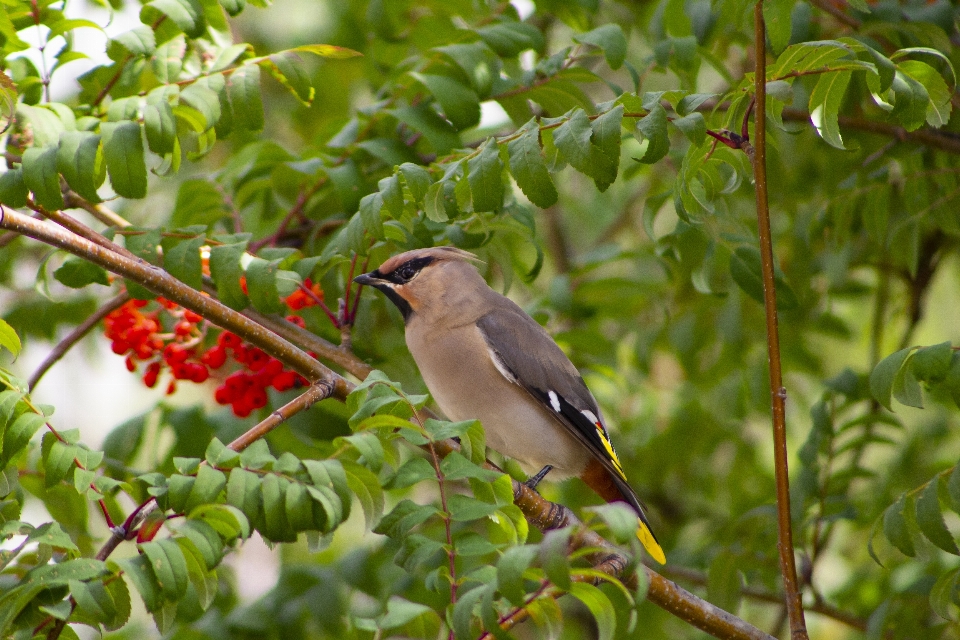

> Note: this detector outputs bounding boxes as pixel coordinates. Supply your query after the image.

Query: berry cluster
[105,299,210,395]
[105,277,326,417]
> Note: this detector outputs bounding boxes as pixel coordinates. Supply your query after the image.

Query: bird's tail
[582,460,665,564]
[616,476,666,565]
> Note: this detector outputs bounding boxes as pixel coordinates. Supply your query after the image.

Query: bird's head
[354,246,482,322]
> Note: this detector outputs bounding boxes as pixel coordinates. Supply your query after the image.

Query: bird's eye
[397,265,417,281]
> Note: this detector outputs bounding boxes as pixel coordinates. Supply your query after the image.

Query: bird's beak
[353,272,383,286]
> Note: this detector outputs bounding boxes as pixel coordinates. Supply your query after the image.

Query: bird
[354,246,665,564]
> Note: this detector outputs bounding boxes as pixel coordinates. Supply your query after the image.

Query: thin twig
[63,191,131,228]
[227,380,337,451]
[749,8,809,639]
[28,290,130,390]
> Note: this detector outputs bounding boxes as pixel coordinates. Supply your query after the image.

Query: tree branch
[0,206,350,400]
[750,8,808,640]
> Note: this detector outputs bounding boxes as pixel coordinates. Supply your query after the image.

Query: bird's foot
[524,465,553,490]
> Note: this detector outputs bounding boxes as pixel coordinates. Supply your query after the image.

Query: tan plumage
[355,246,665,564]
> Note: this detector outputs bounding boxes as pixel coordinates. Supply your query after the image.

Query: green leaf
[507,121,558,208]
[21,145,64,210]
[0,168,28,208]
[57,131,103,203]
[180,83,222,132]
[164,235,205,290]
[808,70,852,150]
[172,179,229,228]
[228,64,264,131]
[496,544,538,605]
[116,554,162,612]
[53,257,109,288]
[101,121,147,199]
[671,112,706,146]
[263,51,314,106]
[476,20,543,55]
[870,348,913,411]
[897,60,952,128]
[447,493,498,522]
[728,246,799,311]
[411,73,481,130]
[0,320,21,357]
[2,412,45,470]
[573,24,627,69]
[358,192,384,239]
[42,436,78,487]
[467,138,503,212]
[398,163,430,202]
[143,93,177,156]
[763,0,795,55]
[424,180,452,223]
[882,494,916,557]
[553,109,593,175]
[140,0,206,39]
[392,104,461,154]
[246,257,284,313]
[569,582,616,640]
[344,461,384,528]
[911,342,952,382]
[635,103,669,164]
[915,478,958,555]
[539,528,572,590]
[209,241,250,310]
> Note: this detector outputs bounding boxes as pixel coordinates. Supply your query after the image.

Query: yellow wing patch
[594,423,627,480]
[637,520,666,564]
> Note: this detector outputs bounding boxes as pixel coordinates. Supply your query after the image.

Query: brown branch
[28,290,130,390]
[780,109,960,155]
[63,191,131,228]
[26,199,139,262]
[227,379,337,451]
[664,566,871,632]
[235,306,374,379]
[0,206,349,400]
[750,9,808,640]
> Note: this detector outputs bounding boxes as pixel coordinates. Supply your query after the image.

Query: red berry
[132,299,150,308]
[218,332,243,350]
[201,346,227,369]
[111,340,129,355]
[183,310,203,323]
[286,315,306,328]
[232,400,252,417]
[272,371,297,392]
[166,380,177,395]
[246,348,269,372]
[190,364,209,383]
[143,362,161,388]
[249,388,268,409]
[163,343,189,364]
[125,356,136,372]
[174,321,193,337]
[214,386,232,404]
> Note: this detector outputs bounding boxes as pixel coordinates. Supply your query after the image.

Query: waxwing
[355,246,664,564]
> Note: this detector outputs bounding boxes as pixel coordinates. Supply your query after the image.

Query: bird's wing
[475,306,663,561]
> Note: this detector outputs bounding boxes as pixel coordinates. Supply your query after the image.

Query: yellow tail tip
[636,521,666,564]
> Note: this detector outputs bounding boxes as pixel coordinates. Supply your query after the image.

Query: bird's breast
[406,321,590,477]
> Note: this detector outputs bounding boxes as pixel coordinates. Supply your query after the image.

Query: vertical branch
[750,6,810,639]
